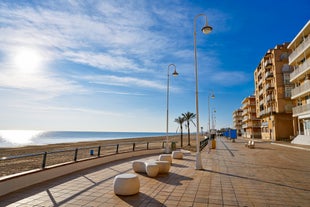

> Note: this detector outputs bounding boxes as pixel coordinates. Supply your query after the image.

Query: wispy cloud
[82,75,166,90]
[210,71,251,86]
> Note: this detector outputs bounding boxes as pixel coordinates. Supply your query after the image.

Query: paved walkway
[1,137,310,206]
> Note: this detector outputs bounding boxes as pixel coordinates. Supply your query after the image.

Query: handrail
[200,137,209,151]
[0,141,166,177]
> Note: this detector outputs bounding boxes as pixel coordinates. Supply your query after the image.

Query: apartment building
[254,43,294,141]
[288,20,310,145]
[241,96,261,139]
[233,109,243,136]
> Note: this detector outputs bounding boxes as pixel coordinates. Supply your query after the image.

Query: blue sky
[0,0,309,132]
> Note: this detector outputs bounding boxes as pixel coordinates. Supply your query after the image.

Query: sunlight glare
[0,130,42,145]
[13,48,43,74]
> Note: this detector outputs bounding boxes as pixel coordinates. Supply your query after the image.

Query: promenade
[1,137,310,206]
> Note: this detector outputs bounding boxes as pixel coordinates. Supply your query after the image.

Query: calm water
[0,130,172,148]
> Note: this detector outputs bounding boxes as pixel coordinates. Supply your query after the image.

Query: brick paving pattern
[1,137,310,206]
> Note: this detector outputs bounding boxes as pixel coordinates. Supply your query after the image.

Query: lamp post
[208,92,215,134]
[194,14,212,169]
[166,64,179,153]
[212,108,216,130]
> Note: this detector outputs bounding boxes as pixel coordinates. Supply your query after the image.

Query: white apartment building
[289,20,310,145]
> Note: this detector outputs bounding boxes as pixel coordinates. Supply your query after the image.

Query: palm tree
[182,112,196,146]
[174,116,185,147]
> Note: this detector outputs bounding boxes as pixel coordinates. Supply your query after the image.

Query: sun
[13,47,43,74]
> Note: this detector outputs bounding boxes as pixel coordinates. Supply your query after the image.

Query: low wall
[0,148,164,197]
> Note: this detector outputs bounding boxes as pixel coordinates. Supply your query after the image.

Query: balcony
[266,107,275,114]
[264,59,272,68]
[265,83,274,91]
[266,95,274,102]
[259,110,265,117]
[265,71,274,79]
[242,116,249,122]
[242,123,248,128]
[289,36,310,64]
[292,103,310,117]
[291,81,310,99]
[242,109,248,116]
[290,58,310,82]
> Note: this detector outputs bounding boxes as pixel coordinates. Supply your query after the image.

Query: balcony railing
[291,81,310,99]
[264,59,272,68]
[289,36,310,64]
[266,95,274,102]
[265,83,274,90]
[290,58,310,82]
[292,103,310,117]
[265,71,273,79]
[259,110,265,117]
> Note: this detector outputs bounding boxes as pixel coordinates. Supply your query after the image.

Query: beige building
[233,109,243,136]
[254,43,294,141]
[288,20,310,145]
[241,96,261,139]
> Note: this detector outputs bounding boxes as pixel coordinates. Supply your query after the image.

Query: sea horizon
[0,130,177,148]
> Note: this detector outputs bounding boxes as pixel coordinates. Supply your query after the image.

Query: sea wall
[0,148,164,197]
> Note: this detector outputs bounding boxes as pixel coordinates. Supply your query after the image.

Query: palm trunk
[180,125,183,147]
[187,122,191,146]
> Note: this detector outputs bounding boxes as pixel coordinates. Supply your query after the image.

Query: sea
[0,130,172,148]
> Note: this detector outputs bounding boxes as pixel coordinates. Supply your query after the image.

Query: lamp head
[211,93,215,99]
[201,24,213,34]
[172,69,179,76]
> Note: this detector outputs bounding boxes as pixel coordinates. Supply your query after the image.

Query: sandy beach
[0,134,201,177]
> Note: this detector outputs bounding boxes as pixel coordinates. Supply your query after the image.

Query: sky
[0,0,309,133]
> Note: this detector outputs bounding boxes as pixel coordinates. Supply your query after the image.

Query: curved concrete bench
[145,162,159,177]
[172,151,183,159]
[132,160,146,173]
[113,173,140,195]
[159,154,172,164]
[155,161,170,174]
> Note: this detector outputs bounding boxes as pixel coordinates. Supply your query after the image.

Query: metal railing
[200,137,209,151]
[0,141,165,177]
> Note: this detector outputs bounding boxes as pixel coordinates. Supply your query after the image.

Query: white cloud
[63,51,144,73]
[82,75,165,90]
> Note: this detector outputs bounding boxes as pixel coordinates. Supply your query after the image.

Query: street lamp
[194,14,212,170]
[166,64,179,153]
[212,108,216,130]
[208,92,215,134]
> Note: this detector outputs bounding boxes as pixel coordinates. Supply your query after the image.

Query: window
[283,73,290,84]
[284,86,291,98]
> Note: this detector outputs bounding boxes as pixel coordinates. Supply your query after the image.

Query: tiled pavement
[1,137,310,207]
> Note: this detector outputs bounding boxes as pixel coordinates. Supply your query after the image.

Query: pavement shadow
[118,192,166,207]
[155,172,193,186]
[203,169,310,192]
[171,163,188,168]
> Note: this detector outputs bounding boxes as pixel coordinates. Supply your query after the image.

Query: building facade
[233,109,243,136]
[254,43,294,141]
[288,20,310,145]
[241,96,261,139]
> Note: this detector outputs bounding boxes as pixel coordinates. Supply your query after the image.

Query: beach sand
[0,135,202,177]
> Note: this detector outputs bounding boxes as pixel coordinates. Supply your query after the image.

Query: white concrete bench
[159,154,172,164]
[155,161,171,174]
[113,173,140,195]
[145,162,159,177]
[172,151,183,159]
[132,160,146,173]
